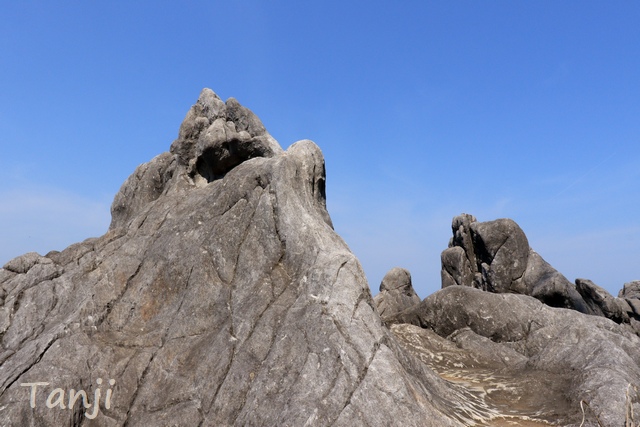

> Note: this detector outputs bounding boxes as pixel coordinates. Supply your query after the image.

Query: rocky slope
[1,89,638,426]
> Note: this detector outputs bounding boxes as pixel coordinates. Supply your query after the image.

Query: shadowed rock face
[441,214,640,333]
[1,90,639,426]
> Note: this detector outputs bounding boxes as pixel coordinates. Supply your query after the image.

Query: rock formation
[441,214,640,334]
[1,90,639,426]
[373,267,420,321]
[431,214,640,425]
[0,89,461,426]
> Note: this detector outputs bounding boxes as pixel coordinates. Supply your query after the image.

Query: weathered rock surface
[618,281,640,335]
[373,267,420,321]
[110,89,284,231]
[1,91,639,426]
[576,278,628,323]
[436,214,640,424]
[0,90,462,426]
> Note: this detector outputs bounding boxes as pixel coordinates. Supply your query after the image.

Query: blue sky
[1,1,639,298]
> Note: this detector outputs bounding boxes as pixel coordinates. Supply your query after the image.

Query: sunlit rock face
[390,285,640,426]
[1,90,638,426]
[0,90,458,426]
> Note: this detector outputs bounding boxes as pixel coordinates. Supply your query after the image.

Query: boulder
[441,214,592,311]
[2,252,48,274]
[576,278,629,323]
[471,218,529,294]
[620,281,640,300]
[373,267,421,320]
[524,250,589,312]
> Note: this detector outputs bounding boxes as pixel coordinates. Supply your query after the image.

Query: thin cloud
[0,186,111,265]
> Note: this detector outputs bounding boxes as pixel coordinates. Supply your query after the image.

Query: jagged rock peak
[110,89,286,230]
[0,88,469,426]
[170,88,283,182]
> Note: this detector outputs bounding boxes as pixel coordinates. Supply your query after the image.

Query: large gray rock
[441,214,640,340]
[442,214,598,312]
[442,215,531,294]
[576,278,630,324]
[0,90,464,426]
[472,218,530,294]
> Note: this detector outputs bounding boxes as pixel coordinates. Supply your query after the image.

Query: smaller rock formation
[621,281,640,300]
[619,281,640,335]
[576,278,628,323]
[430,213,640,423]
[441,213,640,337]
[373,267,420,320]
[441,214,584,307]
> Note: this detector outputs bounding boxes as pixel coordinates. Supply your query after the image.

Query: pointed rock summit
[1,91,639,426]
[110,89,284,230]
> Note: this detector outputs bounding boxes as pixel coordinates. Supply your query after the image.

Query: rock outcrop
[619,281,640,335]
[441,214,640,332]
[432,214,640,425]
[0,90,461,426]
[1,90,639,426]
[373,267,420,321]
